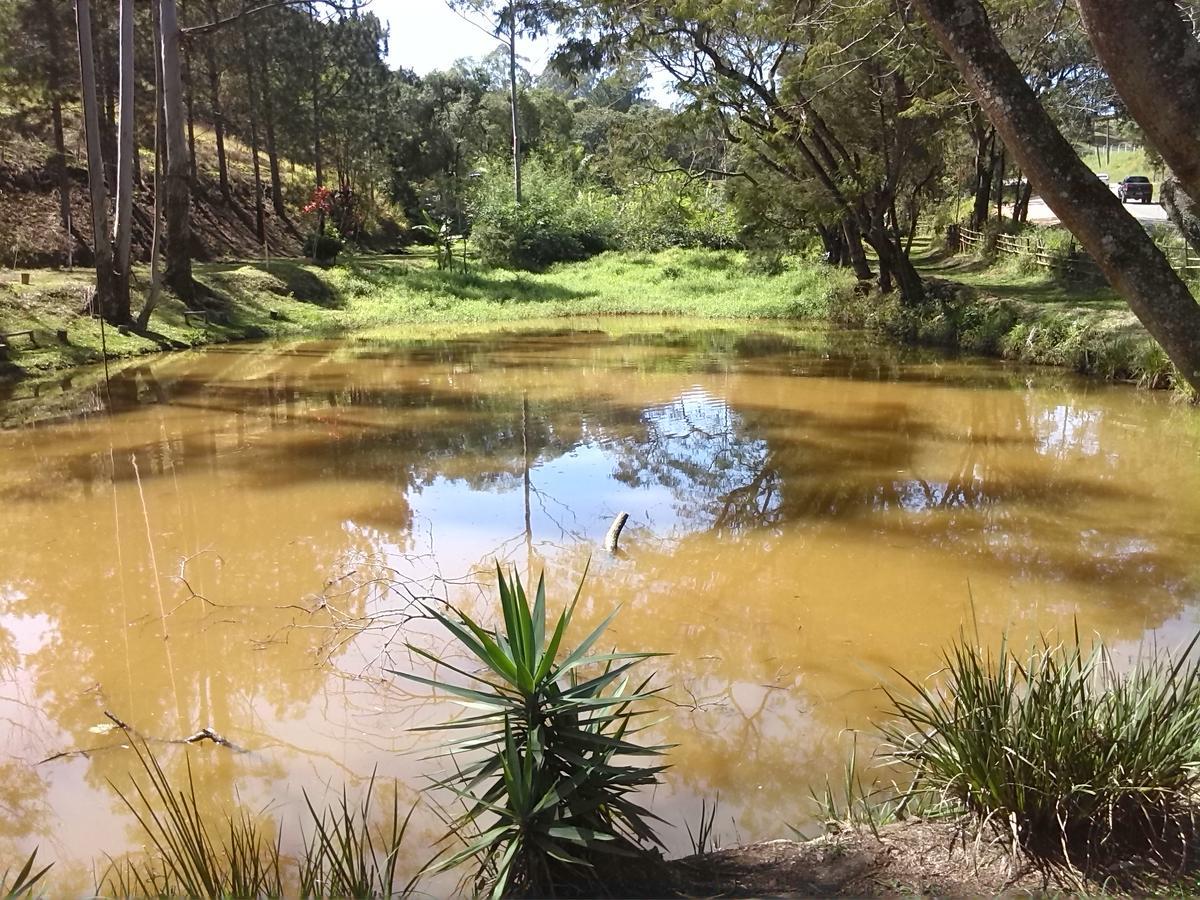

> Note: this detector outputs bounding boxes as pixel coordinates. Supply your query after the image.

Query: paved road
[1023,187,1169,226]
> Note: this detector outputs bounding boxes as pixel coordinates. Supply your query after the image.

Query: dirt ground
[662,822,1046,897]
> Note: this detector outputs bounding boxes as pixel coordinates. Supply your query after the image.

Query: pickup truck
[1117,175,1153,204]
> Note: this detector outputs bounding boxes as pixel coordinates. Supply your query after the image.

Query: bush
[614,175,739,253]
[883,631,1200,863]
[396,566,667,898]
[468,159,739,269]
[304,233,344,264]
[470,160,615,270]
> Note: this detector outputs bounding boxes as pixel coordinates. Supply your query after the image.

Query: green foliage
[0,848,51,897]
[613,176,739,253]
[882,631,1200,861]
[298,777,416,898]
[303,234,345,265]
[470,160,615,270]
[104,742,284,899]
[103,740,414,898]
[469,157,738,270]
[394,566,668,898]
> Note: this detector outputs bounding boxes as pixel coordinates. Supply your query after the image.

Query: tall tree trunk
[241,16,265,243]
[914,0,1200,393]
[138,0,167,333]
[183,47,198,181]
[75,0,115,317]
[112,0,135,323]
[41,2,73,258]
[970,124,995,229]
[508,0,521,203]
[97,8,118,192]
[1015,179,1033,224]
[203,2,230,199]
[1076,0,1200,204]
[994,146,1006,221]
[256,36,285,218]
[160,0,195,301]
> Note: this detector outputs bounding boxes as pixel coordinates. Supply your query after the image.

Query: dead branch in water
[37,710,248,764]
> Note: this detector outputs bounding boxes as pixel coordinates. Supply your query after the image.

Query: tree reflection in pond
[0,319,1198,886]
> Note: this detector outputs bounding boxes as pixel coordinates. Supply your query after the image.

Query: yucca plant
[882,630,1200,864]
[394,565,669,898]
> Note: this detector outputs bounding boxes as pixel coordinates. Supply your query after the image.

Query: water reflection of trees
[1,324,1199,866]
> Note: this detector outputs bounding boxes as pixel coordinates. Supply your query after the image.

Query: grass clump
[882,630,1200,867]
[395,566,668,898]
[102,740,415,898]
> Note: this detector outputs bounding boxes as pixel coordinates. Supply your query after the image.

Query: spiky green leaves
[392,565,670,898]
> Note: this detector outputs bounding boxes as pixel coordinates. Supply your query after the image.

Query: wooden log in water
[605,512,630,553]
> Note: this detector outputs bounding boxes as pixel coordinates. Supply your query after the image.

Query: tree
[450,0,557,204]
[1075,0,1200,252]
[75,0,116,317]
[159,0,195,301]
[562,0,951,303]
[912,0,1200,393]
[112,0,136,323]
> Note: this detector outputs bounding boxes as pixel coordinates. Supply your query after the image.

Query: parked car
[1117,175,1153,204]
[1096,172,1110,183]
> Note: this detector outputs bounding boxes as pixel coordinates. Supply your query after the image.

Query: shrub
[103,741,415,898]
[304,233,344,265]
[614,175,739,253]
[396,566,668,898]
[469,160,615,270]
[882,631,1200,864]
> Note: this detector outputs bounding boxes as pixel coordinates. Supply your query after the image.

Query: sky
[370,0,676,104]
[374,0,557,76]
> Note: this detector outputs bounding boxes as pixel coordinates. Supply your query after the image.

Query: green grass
[845,235,1183,390]
[0,249,855,380]
[882,629,1200,875]
[1078,144,1162,184]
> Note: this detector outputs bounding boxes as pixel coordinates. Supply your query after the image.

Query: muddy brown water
[1,318,1198,892]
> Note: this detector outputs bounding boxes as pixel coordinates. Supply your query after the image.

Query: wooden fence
[953,225,1200,282]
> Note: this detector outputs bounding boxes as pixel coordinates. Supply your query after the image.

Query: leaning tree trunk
[914,0,1200,393]
[159,0,195,301]
[1076,0,1200,205]
[74,0,116,318]
[112,0,135,323]
[1161,177,1200,255]
[843,217,873,280]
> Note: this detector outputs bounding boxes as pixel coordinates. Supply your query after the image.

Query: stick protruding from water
[605,512,630,554]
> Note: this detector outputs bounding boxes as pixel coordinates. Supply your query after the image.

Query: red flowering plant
[301,186,343,263]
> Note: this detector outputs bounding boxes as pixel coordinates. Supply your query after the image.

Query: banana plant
[392,565,669,898]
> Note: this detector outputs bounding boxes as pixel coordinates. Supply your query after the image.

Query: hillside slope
[0,117,310,268]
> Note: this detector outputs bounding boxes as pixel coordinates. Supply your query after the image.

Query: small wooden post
[19,273,29,285]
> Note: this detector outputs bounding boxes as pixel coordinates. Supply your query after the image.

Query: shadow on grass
[398,267,596,305]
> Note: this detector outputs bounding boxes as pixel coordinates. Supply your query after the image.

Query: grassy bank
[0,249,855,380]
[840,236,1186,391]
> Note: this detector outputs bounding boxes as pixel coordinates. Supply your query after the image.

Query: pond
[1,318,1199,891]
